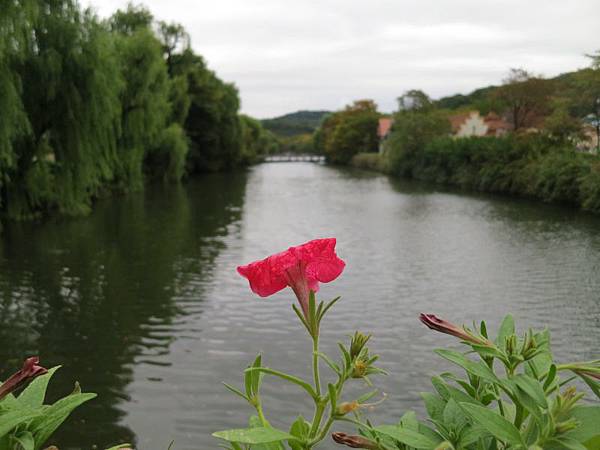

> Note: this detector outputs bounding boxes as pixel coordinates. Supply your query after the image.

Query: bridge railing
[264,154,326,163]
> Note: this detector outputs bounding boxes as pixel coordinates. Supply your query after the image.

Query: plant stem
[313,334,321,396]
[256,401,270,427]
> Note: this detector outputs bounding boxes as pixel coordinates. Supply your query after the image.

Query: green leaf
[13,431,34,450]
[29,392,96,449]
[443,399,468,431]
[17,366,60,409]
[512,374,548,408]
[421,392,446,422]
[0,409,39,439]
[460,403,524,447]
[244,367,317,400]
[222,382,248,402]
[213,427,297,445]
[546,437,588,450]
[374,425,441,449]
[435,349,498,382]
[289,415,310,450]
[399,411,419,431]
[543,364,557,391]
[577,373,600,400]
[248,417,285,450]
[251,354,263,396]
[318,296,340,322]
[496,315,515,349]
[565,406,600,444]
[316,352,341,375]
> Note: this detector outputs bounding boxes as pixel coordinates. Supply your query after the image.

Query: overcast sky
[81,0,599,118]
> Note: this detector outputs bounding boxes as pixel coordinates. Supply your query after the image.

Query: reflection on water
[1,163,599,449]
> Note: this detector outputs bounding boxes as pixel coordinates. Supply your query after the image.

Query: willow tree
[110,5,189,186]
[0,2,36,215]
[171,49,242,173]
[3,1,122,218]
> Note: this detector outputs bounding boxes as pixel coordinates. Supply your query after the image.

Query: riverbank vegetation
[0,1,277,222]
[317,53,600,214]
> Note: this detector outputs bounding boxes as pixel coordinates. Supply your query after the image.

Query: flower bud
[0,357,48,401]
[419,314,493,347]
[555,418,579,434]
[350,332,371,360]
[352,359,368,378]
[332,432,378,449]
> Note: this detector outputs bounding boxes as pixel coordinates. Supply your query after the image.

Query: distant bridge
[264,154,325,163]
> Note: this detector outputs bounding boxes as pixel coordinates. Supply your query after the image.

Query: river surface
[1,162,599,449]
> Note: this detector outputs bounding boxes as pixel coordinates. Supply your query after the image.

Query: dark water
[1,163,599,449]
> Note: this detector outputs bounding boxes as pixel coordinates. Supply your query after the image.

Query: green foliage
[0,366,96,450]
[0,0,269,225]
[314,100,380,164]
[240,115,279,164]
[277,134,316,155]
[110,21,171,190]
[214,293,385,450]
[262,111,330,138]
[350,153,389,173]
[386,130,600,213]
[171,49,243,172]
[344,315,600,450]
[385,94,450,177]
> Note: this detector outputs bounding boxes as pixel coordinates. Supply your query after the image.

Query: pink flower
[237,238,345,317]
[420,314,492,347]
[0,357,48,401]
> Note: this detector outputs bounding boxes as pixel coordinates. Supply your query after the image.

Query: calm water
[1,163,599,449]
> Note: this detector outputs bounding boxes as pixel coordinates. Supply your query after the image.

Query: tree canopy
[0,0,276,222]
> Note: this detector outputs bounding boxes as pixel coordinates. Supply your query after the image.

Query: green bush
[350,153,389,173]
[386,132,600,213]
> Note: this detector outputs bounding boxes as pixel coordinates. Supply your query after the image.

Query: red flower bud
[332,432,378,449]
[0,357,48,401]
[419,314,492,347]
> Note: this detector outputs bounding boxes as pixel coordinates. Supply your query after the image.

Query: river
[1,162,599,449]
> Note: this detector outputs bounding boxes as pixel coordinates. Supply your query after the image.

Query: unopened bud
[332,432,378,449]
[555,418,578,434]
[352,360,368,378]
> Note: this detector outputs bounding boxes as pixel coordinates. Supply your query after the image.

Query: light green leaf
[13,431,34,450]
[0,409,39,439]
[29,392,96,449]
[17,367,60,409]
[212,427,297,445]
[375,425,441,449]
[460,402,524,447]
[244,367,317,400]
[435,349,498,382]
[565,406,600,444]
[421,392,446,422]
[496,315,515,349]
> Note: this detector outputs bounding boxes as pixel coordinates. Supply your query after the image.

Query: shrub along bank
[351,136,600,214]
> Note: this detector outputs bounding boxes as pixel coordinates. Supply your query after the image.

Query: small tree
[494,68,554,131]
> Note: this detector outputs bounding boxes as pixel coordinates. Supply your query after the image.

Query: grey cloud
[83,0,599,118]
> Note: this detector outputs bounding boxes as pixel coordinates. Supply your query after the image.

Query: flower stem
[313,333,321,397]
[256,401,270,427]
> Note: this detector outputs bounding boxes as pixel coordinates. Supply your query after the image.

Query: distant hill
[262,110,330,137]
[435,69,596,117]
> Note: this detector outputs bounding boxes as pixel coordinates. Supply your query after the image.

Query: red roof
[378,117,392,138]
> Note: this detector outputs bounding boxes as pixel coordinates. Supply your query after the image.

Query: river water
[0,162,599,449]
